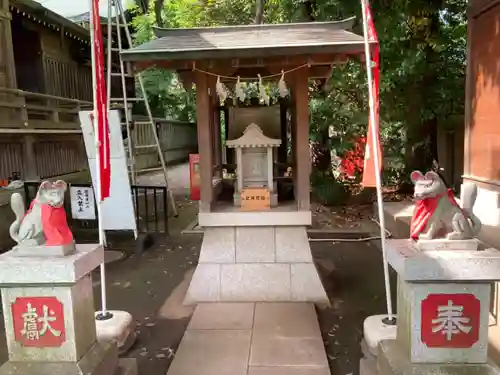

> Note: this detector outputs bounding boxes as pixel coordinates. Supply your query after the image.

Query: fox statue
[9,180,74,249]
[410,171,481,241]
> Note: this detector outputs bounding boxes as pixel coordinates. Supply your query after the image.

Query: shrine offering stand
[375,239,500,374]
[0,244,137,375]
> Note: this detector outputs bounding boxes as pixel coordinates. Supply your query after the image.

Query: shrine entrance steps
[184,226,328,304]
[166,302,330,375]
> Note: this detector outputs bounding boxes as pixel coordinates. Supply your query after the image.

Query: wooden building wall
[465,0,500,182]
[10,10,93,101]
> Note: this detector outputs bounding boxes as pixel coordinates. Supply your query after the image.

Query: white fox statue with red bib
[409,170,481,250]
[9,180,75,256]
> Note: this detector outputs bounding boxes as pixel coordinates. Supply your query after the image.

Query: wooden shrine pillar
[279,98,288,164]
[0,0,16,89]
[292,67,311,211]
[214,107,222,176]
[22,135,38,180]
[196,71,213,212]
[209,84,222,178]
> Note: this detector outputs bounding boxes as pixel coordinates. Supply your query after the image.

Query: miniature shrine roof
[226,123,282,148]
[121,17,373,62]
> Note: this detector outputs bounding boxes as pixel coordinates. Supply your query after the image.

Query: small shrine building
[122,19,372,303]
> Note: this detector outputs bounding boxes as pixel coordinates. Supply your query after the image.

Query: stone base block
[95,311,136,355]
[386,239,500,281]
[363,315,397,356]
[378,339,500,375]
[2,275,97,362]
[0,243,103,284]
[12,242,76,257]
[414,239,479,251]
[185,226,328,304]
[0,341,119,375]
[396,279,490,364]
[184,263,328,304]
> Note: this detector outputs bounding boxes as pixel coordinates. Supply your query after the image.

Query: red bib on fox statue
[410,188,457,240]
[409,171,461,240]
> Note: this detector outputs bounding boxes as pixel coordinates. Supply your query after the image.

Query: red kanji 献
[11,297,66,348]
[421,293,480,348]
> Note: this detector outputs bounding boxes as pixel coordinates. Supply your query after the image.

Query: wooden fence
[0,87,92,128]
[41,55,93,102]
[133,118,198,171]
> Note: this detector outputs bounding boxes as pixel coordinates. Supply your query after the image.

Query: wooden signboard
[240,187,271,211]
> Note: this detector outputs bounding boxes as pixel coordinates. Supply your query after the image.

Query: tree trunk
[154,0,164,27]
[254,0,265,24]
[135,0,149,13]
[399,2,442,192]
[302,0,316,21]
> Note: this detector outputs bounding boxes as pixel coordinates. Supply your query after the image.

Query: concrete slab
[250,334,328,367]
[253,302,321,338]
[248,366,330,375]
[167,330,252,375]
[167,302,329,375]
[188,303,255,330]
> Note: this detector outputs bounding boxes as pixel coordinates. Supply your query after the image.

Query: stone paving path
[167,302,330,375]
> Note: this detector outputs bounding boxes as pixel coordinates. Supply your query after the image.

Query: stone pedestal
[376,239,500,374]
[0,244,137,375]
[184,226,328,304]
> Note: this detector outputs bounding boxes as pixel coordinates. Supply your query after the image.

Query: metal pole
[89,0,109,318]
[360,0,394,322]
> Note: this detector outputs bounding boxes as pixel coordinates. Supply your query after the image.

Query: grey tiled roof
[122,17,372,61]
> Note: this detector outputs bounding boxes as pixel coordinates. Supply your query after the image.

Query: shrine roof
[226,123,281,148]
[11,0,90,44]
[121,17,372,62]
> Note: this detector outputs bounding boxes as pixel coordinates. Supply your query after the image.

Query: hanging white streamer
[234,76,246,103]
[278,70,289,98]
[257,74,270,106]
[215,76,228,104]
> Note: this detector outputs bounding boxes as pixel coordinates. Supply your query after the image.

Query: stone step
[185,226,328,304]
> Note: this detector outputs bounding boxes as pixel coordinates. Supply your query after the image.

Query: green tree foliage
[129,0,467,188]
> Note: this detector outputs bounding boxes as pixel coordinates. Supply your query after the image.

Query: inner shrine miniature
[227,123,281,207]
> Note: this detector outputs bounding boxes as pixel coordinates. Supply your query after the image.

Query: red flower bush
[339,137,366,178]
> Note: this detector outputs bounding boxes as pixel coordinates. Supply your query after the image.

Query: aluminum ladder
[105,0,177,216]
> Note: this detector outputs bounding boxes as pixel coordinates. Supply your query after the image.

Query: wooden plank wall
[0,135,87,180]
[467,0,500,182]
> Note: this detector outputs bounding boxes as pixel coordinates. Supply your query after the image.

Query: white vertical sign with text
[79,110,137,233]
[70,186,96,220]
